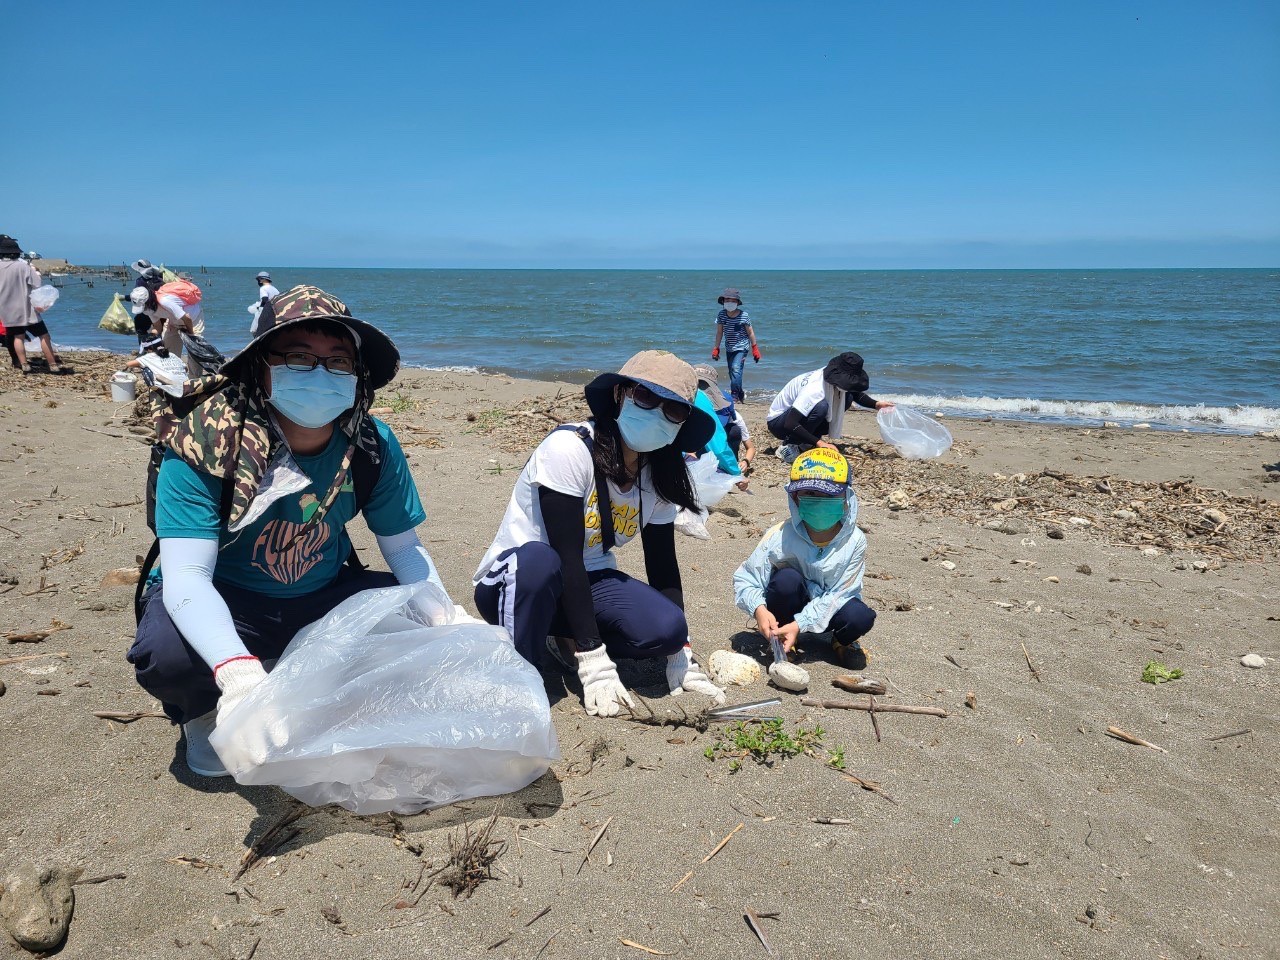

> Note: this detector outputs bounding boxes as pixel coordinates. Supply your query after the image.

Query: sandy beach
[1,353,1277,960]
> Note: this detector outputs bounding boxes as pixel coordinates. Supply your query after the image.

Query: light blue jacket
[694,389,740,476]
[732,484,865,634]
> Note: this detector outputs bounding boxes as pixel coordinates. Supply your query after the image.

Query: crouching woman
[473,351,726,717]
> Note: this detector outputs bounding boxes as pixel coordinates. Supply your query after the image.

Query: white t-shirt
[731,408,751,442]
[767,369,825,420]
[258,283,280,301]
[473,422,678,583]
[156,293,205,335]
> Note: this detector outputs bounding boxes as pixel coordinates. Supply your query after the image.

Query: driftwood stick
[233,803,309,880]
[701,822,745,864]
[92,710,169,722]
[801,697,949,718]
[1205,728,1252,742]
[1106,725,1168,754]
[0,651,70,668]
[832,675,887,695]
[74,872,127,885]
[744,906,777,957]
[811,817,855,825]
[575,816,612,876]
[867,696,882,743]
[669,870,694,893]
[1021,642,1042,682]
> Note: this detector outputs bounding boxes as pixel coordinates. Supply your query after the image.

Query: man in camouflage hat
[129,285,460,778]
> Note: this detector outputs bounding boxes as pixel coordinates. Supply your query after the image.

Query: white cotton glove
[575,646,635,718]
[214,656,268,727]
[666,644,727,704]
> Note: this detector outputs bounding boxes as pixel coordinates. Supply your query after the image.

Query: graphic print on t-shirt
[584,488,640,549]
[251,493,331,584]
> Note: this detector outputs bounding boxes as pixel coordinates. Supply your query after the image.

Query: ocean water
[39,267,1280,434]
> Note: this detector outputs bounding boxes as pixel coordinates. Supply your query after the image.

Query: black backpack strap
[345,446,381,570]
[133,538,161,625]
[552,424,614,553]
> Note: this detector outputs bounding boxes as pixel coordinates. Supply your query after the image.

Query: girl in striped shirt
[710,287,761,402]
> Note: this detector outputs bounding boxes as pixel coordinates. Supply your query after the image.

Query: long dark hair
[591,389,699,513]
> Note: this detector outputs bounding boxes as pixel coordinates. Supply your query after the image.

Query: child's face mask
[796,494,845,530]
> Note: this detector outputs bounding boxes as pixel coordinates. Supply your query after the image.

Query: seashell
[707,650,762,686]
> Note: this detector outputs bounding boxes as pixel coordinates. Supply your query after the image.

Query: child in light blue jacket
[732,448,875,670]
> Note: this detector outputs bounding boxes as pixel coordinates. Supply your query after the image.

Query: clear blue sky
[5,1,1277,267]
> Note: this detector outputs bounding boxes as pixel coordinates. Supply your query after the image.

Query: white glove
[666,645,727,704]
[213,656,268,727]
[575,646,634,718]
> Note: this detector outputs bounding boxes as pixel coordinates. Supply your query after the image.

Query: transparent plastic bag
[675,453,738,539]
[209,582,560,815]
[29,286,59,311]
[876,405,953,460]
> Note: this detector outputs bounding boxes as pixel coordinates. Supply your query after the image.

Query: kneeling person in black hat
[472,351,726,718]
[766,352,895,462]
[129,285,459,778]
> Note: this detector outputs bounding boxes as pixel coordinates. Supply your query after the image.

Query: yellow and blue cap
[785,448,850,497]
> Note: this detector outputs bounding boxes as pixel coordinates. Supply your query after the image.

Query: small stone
[887,489,911,511]
[1046,526,1065,540]
[1010,473,1027,484]
[983,518,1028,535]
[934,412,945,419]
[939,560,957,571]
[1085,904,1099,920]
[1044,576,1060,583]
[1241,654,1265,669]
[1141,547,1160,557]
[1068,517,1092,527]
[1112,509,1139,522]
[1173,559,1188,570]
[1076,564,1092,575]
[0,679,6,696]
[1200,508,1228,530]
[0,863,76,952]
[1133,423,1151,430]
[964,692,977,709]
[768,661,810,692]
[992,498,1019,513]
[1102,421,1119,428]
[1192,561,1209,572]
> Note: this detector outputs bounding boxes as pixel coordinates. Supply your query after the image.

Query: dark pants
[0,331,17,368]
[473,542,688,667]
[128,566,399,724]
[726,349,748,402]
[723,421,744,459]
[767,402,830,448]
[766,567,876,644]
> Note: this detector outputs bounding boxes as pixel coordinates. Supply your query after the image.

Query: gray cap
[256,271,271,281]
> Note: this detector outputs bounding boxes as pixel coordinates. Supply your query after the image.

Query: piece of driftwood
[801,697,949,717]
[575,816,612,876]
[1021,642,1042,682]
[618,939,673,956]
[0,651,70,667]
[744,907,776,957]
[92,710,169,723]
[1206,728,1252,742]
[831,675,887,695]
[811,817,855,825]
[701,823,745,864]
[233,803,309,880]
[5,619,72,644]
[1106,725,1167,754]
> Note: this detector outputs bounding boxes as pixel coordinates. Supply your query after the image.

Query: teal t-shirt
[155,418,425,597]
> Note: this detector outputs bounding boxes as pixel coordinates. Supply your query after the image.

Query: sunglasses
[628,383,691,424]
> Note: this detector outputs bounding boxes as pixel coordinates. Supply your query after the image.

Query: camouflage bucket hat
[219,284,401,390]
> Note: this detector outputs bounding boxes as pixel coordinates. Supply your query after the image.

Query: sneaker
[544,635,575,672]
[776,444,800,465]
[183,711,230,778]
[832,638,869,672]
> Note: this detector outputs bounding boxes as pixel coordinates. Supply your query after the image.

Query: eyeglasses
[267,350,357,376]
[629,383,691,424]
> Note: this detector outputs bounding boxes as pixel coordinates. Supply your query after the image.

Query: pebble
[964,692,977,709]
[1241,654,1265,669]
[1076,564,1092,575]
[1103,421,1119,428]
[1045,526,1065,540]
[992,498,1019,513]
[1134,423,1152,430]
[707,650,762,686]
[1112,509,1139,522]
[887,489,911,511]
[939,560,957,571]
[1068,517,1092,527]
[982,518,1028,535]
[1141,547,1161,557]
[768,661,810,692]
[1174,559,1188,570]
[1010,473,1027,484]
[1044,576,1060,583]
[1201,508,1228,529]
[0,679,5,696]
[0,863,75,952]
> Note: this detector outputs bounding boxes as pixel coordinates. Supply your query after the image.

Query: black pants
[128,566,399,723]
[767,407,830,447]
[766,567,876,644]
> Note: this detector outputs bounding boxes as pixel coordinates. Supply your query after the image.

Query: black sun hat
[823,352,869,394]
[584,350,716,452]
[219,285,400,390]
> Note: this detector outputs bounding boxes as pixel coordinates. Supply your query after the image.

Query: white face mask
[723,301,740,313]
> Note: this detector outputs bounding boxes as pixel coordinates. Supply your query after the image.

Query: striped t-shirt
[717,309,752,353]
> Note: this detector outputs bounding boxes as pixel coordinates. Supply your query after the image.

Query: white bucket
[110,372,136,402]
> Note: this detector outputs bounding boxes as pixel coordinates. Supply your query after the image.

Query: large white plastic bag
[675,453,738,539]
[209,582,560,815]
[877,405,953,460]
[29,286,59,310]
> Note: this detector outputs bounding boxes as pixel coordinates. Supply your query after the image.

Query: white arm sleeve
[376,529,449,597]
[158,537,249,670]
